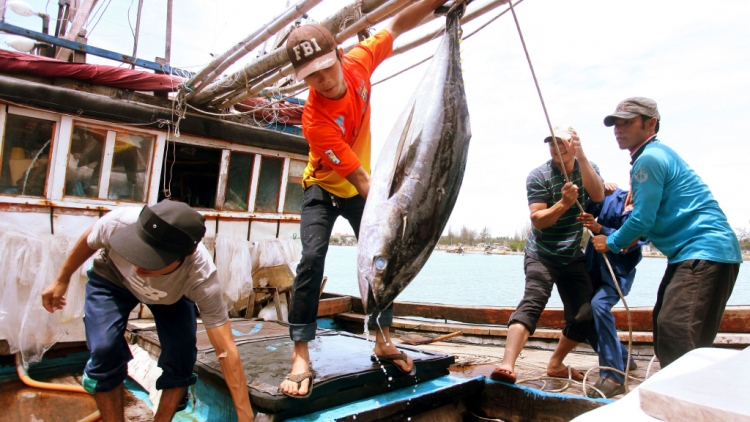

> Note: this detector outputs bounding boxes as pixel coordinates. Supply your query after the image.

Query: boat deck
[399,335,661,398]
[0,316,663,422]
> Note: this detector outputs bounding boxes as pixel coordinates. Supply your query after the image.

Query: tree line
[439,224,750,254]
[438,223,532,252]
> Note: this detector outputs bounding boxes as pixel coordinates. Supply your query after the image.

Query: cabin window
[65,123,154,201]
[224,152,255,211]
[283,159,306,214]
[159,142,221,208]
[255,156,283,213]
[0,114,55,196]
[65,123,107,198]
[108,132,154,202]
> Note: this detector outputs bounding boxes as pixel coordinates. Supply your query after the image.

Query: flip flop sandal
[280,368,317,399]
[547,366,584,381]
[371,352,417,376]
[490,367,517,384]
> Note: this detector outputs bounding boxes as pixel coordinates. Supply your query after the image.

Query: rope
[507,0,635,397]
[373,1,524,87]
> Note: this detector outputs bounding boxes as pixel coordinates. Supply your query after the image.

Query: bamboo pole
[184,0,324,100]
[131,0,144,69]
[189,0,398,105]
[218,0,509,107]
[216,0,413,109]
[165,0,173,63]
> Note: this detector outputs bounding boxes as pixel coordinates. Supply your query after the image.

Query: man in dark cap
[42,200,254,422]
[592,97,742,367]
[280,0,448,398]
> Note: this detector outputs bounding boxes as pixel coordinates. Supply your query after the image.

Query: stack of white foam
[572,346,750,421]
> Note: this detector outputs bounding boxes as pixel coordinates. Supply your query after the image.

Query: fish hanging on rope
[357,8,471,314]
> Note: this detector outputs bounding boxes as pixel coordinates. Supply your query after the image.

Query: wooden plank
[335,313,748,346]
[215,149,231,209]
[147,133,167,205]
[49,116,73,200]
[335,294,750,334]
[98,130,116,199]
[277,157,289,213]
[317,297,352,317]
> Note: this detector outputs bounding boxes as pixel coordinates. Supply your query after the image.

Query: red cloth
[0,49,183,92]
[0,50,303,124]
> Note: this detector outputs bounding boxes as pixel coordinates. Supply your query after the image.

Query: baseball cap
[603,97,660,127]
[544,124,576,143]
[286,24,337,81]
[109,200,206,270]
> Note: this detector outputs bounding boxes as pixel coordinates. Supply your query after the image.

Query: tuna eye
[374,256,387,271]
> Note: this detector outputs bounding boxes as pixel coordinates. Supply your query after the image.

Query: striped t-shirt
[524,159,602,266]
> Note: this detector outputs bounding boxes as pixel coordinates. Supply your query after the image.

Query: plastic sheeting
[214,236,300,312]
[0,222,91,368]
[257,294,289,322]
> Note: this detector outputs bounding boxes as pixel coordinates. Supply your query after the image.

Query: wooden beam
[56,0,98,62]
[317,296,352,317]
[0,22,194,77]
[338,295,750,333]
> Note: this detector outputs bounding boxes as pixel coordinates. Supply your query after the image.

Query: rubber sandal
[547,366,584,381]
[280,368,316,399]
[371,352,416,376]
[490,367,517,384]
[586,377,625,398]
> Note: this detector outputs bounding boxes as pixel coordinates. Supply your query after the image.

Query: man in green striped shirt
[491,125,604,384]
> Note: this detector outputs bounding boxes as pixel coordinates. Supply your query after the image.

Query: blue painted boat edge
[0,350,90,381]
[286,375,483,421]
[487,379,615,404]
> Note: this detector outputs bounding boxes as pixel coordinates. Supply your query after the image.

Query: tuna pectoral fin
[389,104,417,198]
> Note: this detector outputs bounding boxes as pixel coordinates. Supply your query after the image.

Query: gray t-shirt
[88,207,228,328]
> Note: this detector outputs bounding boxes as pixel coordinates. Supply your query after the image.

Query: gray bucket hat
[109,200,206,270]
[604,97,660,127]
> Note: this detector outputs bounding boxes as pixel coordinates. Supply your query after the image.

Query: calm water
[323,246,750,308]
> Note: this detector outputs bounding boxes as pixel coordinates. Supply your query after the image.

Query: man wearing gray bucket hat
[592,97,742,368]
[42,200,254,421]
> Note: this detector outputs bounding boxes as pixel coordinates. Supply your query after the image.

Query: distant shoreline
[331,244,750,261]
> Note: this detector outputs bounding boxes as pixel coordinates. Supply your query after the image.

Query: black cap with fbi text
[109,200,206,270]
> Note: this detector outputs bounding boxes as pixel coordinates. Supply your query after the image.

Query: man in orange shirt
[280,0,448,398]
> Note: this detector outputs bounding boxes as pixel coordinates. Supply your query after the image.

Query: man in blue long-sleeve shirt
[592,97,742,368]
[581,185,642,397]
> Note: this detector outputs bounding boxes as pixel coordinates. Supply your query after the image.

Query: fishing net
[0,222,89,368]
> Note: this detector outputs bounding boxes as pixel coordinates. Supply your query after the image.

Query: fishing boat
[0,0,747,421]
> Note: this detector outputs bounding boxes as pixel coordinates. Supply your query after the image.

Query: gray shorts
[508,254,593,342]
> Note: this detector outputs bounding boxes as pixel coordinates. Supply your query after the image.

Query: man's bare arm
[206,322,254,422]
[384,0,448,40]
[529,182,579,230]
[345,165,371,199]
[42,226,96,312]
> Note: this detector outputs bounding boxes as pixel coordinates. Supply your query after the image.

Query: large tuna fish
[357,10,471,314]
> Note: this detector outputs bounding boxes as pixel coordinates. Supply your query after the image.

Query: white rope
[507,0,636,396]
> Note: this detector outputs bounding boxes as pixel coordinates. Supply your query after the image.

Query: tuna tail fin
[389,103,418,198]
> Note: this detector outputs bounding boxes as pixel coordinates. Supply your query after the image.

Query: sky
[3,0,749,238]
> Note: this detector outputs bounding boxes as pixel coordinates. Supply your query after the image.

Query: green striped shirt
[524,159,602,266]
